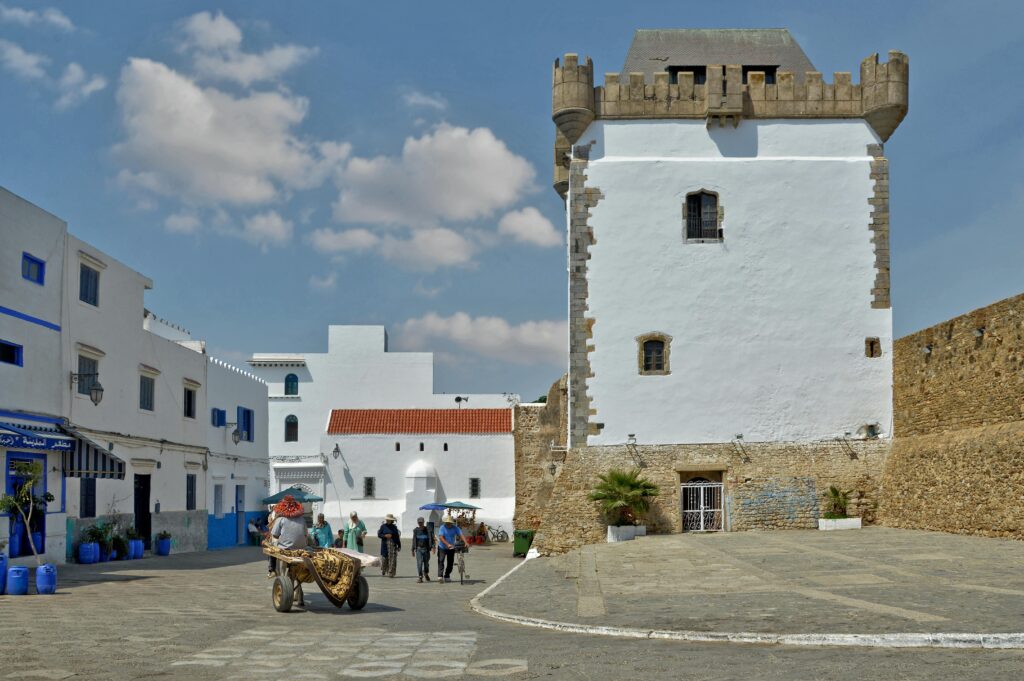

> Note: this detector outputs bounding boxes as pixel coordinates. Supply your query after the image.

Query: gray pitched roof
[621,29,817,83]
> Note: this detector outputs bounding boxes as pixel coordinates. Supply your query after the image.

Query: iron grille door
[681,481,723,532]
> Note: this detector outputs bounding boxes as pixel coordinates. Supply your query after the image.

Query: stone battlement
[551,50,909,197]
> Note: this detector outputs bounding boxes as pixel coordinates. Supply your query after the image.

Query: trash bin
[513,530,535,557]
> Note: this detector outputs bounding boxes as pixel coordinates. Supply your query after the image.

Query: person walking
[378,514,401,577]
[310,513,332,548]
[436,515,465,583]
[410,517,435,583]
[344,512,367,552]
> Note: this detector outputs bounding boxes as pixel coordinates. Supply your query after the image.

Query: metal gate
[681,480,723,532]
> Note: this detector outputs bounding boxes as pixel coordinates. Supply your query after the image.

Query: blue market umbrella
[419,503,448,511]
[262,486,324,505]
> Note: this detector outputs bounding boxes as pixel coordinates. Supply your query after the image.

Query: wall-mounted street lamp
[70,371,104,406]
[225,421,242,446]
[454,396,469,409]
[332,444,341,460]
[548,462,557,476]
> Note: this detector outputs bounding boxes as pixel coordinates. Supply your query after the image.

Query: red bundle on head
[274,495,304,518]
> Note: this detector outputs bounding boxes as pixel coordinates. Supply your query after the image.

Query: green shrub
[588,468,661,526]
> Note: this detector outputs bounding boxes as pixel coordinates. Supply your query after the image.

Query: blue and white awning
[0,420,75,452]
[60,426,125,480]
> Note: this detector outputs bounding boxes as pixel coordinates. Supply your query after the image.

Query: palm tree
[588,468,660,526]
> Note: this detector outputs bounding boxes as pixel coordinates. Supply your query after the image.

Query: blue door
[6,452,46,557]
[235,485,245,545]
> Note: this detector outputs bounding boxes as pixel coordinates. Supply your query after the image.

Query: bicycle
[487,525,509,543]
[454,544,469,584]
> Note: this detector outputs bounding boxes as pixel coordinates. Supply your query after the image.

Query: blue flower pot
[35,564,57,595]
[9,529,22,558]
[0,554,7,594]
[155,538,171,556]
[77,542,98,564]
[6,566,29,596]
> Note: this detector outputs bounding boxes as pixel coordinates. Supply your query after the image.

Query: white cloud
[379,228,476,272]
[179,11,317,86]
[397,312,567,366]
[179,11,241,52]
[114,58,349,206]
[0,39,48,79]
[413,281,444,298]
[309,227,380,253]
[55,62,106,109]
[402,89,447,111]
[310,225,476,272]
[164,211,201,234]
[241,210,293,249]
[0,4,74,31]
[334,123,535,227]
[498,207,561,247]
[308,271,337,291]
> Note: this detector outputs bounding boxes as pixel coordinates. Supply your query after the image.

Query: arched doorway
[680,476,723,532]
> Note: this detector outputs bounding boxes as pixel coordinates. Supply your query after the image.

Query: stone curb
[470,558,1024,650]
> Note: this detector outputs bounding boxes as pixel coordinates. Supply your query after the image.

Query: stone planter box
[818,517,862,531]
[606,525,636,542]
[633,525,647,537]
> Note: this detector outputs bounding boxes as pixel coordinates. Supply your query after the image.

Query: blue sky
[1,1,1022,401]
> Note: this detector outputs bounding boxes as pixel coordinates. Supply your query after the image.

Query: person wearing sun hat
[436,514,465,583]
[377,513,401,577]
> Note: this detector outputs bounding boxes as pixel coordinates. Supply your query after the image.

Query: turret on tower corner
[550,30,908,198]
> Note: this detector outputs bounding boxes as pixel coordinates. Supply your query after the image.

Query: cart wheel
[273,574,294,612]
[347,575,369,610]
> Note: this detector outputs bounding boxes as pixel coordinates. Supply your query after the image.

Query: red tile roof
[327,408,512,435]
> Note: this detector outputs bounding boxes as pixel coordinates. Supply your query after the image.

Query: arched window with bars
[684,190,722,242]
[284,373,299,395]
[285,415,298,442]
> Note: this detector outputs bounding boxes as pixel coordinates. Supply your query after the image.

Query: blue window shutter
[237,406,243,438]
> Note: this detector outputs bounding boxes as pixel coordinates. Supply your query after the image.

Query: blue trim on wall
[0,305,60,332]
[207,510,267,550]
[0,410,63,424]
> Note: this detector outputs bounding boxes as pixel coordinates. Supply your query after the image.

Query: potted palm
[818,486,862,530]
[0,461,57,594]
[589,469,660,542]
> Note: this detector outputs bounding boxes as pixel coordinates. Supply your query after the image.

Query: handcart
[263,544,379,613]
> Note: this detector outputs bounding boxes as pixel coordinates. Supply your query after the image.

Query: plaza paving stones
[479,527,1024,636]
[2,532,1024,680]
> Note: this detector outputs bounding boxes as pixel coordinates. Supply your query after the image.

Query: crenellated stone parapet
[551,50,909,197]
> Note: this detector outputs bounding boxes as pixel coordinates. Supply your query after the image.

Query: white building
[555,30,907,448]
[249,326,516,534]
[1,186,269,562]
[0,188,73,565]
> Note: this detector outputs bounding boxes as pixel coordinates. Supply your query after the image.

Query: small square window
[419,442,424,452]
[395,442,400,452]
[469,478,481,499]
[363,477,376,498]
[183,387,196,419]
[79,263,100,306]
[0,340,23,366]
[22,253,45,285]
[443,443,448,452]
[140,375,155,411]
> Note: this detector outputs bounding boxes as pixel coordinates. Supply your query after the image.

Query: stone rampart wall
[513,376,568,531]
[881,292,1024,538]
[894,292,1024,438]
